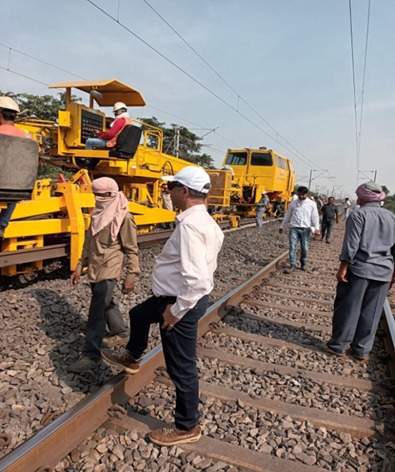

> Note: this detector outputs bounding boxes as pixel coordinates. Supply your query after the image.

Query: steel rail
[0,251,288,472]
[0,222,236,269]
[383,299,395,348]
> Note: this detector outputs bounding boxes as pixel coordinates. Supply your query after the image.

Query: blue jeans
[127,294,208,430]
[85,138,108,150]
[0,203,17,228]
[289,227,310,267]
[255,207,266,228]
[321,218,334,241]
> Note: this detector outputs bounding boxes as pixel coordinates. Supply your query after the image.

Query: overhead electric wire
[348,0,361,186]
[0,43,238,160]
[357,0,371,167]
[348,0,371,187]
[142,0,322,171]
[0,65,49,87]
[85,0,322,171]
[0,43,86,80]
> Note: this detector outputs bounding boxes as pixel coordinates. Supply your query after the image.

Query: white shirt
[152,204,224,319]
[280,198,320,231]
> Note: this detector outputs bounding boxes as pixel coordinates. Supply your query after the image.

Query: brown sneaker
[323,345,345,357]
[350,347,368,361]
[284,265,296,274]
[102,335,128,348]
[149,425,201,446]
[101,347,140,374]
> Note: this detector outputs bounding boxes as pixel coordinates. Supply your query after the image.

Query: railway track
[0,218,255,271]
[1,223,395,471]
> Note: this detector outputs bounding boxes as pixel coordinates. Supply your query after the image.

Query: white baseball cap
[166,166,211,194]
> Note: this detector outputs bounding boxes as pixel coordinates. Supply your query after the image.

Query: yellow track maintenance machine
[221,147,295,217]
[0,79,233,276]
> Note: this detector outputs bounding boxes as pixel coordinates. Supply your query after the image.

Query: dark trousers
[321,218,334,241]
[127,294,209,430]
[327,271,390,356]
[83,279,128,361]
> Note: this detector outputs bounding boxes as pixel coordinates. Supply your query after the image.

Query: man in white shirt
[343,198,351,219]
[102,166,224,446]
[279,186,320,273]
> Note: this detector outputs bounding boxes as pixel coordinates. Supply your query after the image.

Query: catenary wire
[0,43,86,80]
[142,0,319,171]
[356,0,371,173]
[85,0,323,171]
[348,0,360,187]
[0,42,240,159]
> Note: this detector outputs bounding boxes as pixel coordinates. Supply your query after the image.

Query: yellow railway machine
[222,147,295,217]
[0,79,232,275]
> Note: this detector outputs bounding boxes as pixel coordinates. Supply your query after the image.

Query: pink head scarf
[356,181,385,203]
[91,177,129,241]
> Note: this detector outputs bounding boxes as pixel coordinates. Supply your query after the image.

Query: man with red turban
[68,177,140,372]
[326,181,395,360]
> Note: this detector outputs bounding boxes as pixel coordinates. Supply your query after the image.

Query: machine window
[251,152,272,166]
[274,155,288,170]
[225,152,247,165]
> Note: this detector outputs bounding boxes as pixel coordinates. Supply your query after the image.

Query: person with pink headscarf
[68,177,140,373]
[326,181,395,361]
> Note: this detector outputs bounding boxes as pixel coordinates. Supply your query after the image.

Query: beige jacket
[76,213,140,283]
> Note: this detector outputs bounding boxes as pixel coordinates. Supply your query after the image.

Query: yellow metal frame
[3,79,256,276]
[1,169,179,275]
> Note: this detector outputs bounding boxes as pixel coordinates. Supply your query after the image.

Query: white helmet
[0,96,20,113]
[113,102,127,113]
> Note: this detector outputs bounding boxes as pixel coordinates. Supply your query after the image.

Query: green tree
[0,91,78,121]
[381,185,390,195]
[139,116,215,168]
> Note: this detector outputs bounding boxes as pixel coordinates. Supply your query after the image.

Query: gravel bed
[201,331,392,381]
[237,302,333,328]
[125,381,395,472]
[272,273,338,291]
[224,309,346,353]
[0,222,288,458]
[256,285,335,302]
[198,357,395,420]
[1,219,394,471]
[54,426,243,472]
[246,291,334,312]
[220,311,391,382]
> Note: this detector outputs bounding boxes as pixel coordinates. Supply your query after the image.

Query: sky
[1,0,394,199]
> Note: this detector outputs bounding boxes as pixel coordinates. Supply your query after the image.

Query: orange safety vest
[0,124,31,138]
[106,117,133,148]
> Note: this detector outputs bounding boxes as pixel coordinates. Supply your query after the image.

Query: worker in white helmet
[85,101,134,151]
[0,96,30,138]
[0,96,34,239]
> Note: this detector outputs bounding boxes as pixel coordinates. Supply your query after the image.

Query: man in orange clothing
[0,96,32,238]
